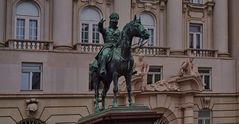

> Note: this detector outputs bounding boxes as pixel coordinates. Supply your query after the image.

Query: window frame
[79,7,102,44]
[189,23,203,49]
[198,67,212,90]
[21,63,43,91]
[138,12,156,46]
[80,20,101,44]
[198,109,212,124]
[15,2,40,40]
[147,66,163,84]
[190,0,203,4]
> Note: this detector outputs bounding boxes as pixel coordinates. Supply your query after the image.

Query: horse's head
[129,15,150,40]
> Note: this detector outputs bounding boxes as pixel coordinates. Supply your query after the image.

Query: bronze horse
[91,16,149,112]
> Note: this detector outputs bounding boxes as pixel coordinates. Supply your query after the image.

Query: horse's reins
[132,38,148,54]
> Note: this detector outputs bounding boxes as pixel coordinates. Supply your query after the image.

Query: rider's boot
[100,56,107,76]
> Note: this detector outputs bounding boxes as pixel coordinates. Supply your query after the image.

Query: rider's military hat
[109,12,119,22]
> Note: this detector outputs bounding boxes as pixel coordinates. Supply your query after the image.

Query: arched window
[15,2,40,40]
[80,7,102,43]
[139,12,156,46]
[198,109,212,124]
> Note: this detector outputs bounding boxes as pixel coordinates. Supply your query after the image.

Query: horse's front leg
[125,74,132,106]
[101,82,110,110]
[112,72,119,107]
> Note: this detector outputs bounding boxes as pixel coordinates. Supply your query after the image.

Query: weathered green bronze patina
[92,12,121,76]
[90,13,149,112]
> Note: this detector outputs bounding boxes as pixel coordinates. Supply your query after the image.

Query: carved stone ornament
[183,0,215,15]
[201,97,211,109]
[26,98,39,114]
[141,57,202,92]
[81,0,103,5]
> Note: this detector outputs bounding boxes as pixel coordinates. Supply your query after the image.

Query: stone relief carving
[26,98,39,116]
[119,53,149,92]
[142,57,201,92]
[201,97,211,109]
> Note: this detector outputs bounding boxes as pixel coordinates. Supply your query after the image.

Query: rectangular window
[189,23,202,49]
[190,0,203,4]
[147,66,162,84]
[29,20,38,40]
[198,109,211,124]
[21,63,42,90]
[92,24,99,43]
[81,23,89,43]
[16,19,25,39]
[198,67,212,90]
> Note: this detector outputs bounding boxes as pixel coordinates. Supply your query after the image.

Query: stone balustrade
[6,39,53,51]
[3,40,221,58]
[185,48,218,58]
[133,46,170,56]
[75,43,103,53]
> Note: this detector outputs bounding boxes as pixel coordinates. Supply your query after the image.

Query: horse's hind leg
[125,75,132,106]
[112,72,119,107]
[93,73,100,112]
[101,82,110,110]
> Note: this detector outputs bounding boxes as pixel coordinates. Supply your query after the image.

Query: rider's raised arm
[98,19,106,37]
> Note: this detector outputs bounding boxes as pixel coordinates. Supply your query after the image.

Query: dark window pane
[32,72,41,89]
[198,120,203,124]
[198,69,210,73]
[190,24,201,32]
[204,75,210,89]
[155,74,161,82]
[147,74,153,84]
[205,119,210,124]
[196,34,201,49]
[189,33,194,48]
[199,110,210,118]
[149,67,161,72]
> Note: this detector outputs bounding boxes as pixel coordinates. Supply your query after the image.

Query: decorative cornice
[183,0,215,16]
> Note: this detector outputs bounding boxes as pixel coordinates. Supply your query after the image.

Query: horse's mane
[116,21,133,47]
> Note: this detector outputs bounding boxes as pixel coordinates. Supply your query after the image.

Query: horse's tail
[89,63,98,90]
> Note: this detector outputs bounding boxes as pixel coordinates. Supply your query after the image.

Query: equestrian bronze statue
[90,13,149,112]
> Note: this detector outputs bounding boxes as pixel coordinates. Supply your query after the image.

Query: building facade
[0,0,238,124]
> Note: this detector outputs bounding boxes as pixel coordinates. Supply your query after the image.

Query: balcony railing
[2,41,220,58]
[6,39,53,51]
[185,48,218,58]
[75,43,103,53]
[133,46,170,56]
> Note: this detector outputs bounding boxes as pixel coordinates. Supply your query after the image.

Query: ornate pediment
[132,0,167,11]
[81,0,103,6]
[183,0,215,15]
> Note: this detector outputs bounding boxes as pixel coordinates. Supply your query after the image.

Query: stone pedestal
[78,106,162,124]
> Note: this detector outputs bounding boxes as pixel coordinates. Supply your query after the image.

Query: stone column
[0,0,5,44]
[182,94,194,124]
[167,0,183,50]
[159,0,167,47]
[114,0,131,30]
[213,0,229,56]
[53,0,73,48]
